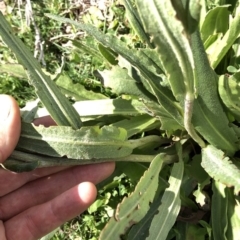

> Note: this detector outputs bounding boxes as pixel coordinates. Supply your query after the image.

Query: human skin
[0,94,115,240]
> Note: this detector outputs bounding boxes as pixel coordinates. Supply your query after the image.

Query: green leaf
[71,39,103,62]
[35,98,146,118]
[122,0,153,48]
[20,99,39,123]
[0,12,82,129]
[98,43,118,65]
[142,100,183,134]
[136,0,195,102]
[226,188,240,239]
[17,122,133,159]
[201,5,230,43]
[218,72,240,121]
[190,31,239,155]
[171,0,202,34]
[111,114,160,138]
[201,145,240,194]
[146,145,184,240]
[0,63,28,79]
[127,179,168,240]
[1,159,39,173]
[99,154,165,240]
[211,181,228,240]
[55,73,107,100]
[99,66,154,100]
[46,13,184,128]
[205,6,240,69]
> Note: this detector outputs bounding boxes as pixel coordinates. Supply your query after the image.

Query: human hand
[0,94,115,240]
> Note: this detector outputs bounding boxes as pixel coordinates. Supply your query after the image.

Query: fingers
[0,95,21,162]
[0,166,70,196]
[0,162,115,221]
[4,182,97,240]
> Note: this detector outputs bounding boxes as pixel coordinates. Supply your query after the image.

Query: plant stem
[7,150,178,168]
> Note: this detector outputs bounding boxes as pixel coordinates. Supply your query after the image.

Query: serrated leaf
[146,145,184,240]
[201,145,240,194]
[46,13,184,128]
[218,72,240,121]
[17,122,133,159]
[127,178,168,240]
[99,154,165,240]
[136,0,196,102]
[205,6,240,69]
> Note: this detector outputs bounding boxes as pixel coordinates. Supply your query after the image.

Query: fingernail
[0,95,11,122]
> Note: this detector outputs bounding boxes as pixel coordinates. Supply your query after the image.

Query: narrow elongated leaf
[1,159,39,173]
[46,13,184,128]
[211,181,228,240]
[99,154,165,240]
[226,188,240,239]
[122,0,153,48]
[0,13,82,129]
[71,39,103,61]
[35,98,146,118]
[98,43,118,65]
[136,0,196,102]
[146,145,184,240]
[127,178,168,240]
[190,30,239,155]
[201,145,240,194]
[17,122,133,159]
[136,0,238,154]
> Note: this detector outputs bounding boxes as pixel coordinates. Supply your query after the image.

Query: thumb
[0,95,21,163]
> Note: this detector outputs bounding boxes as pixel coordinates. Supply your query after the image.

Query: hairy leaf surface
[46,13,184,129]
[99,154,165,240]
[17,122,133,159]
[218,72,240,121]
[146,145,184,240]
[0,13,82,129]
[201,145,240,194]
